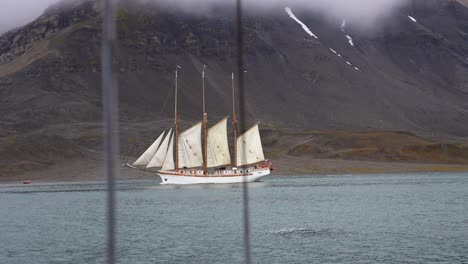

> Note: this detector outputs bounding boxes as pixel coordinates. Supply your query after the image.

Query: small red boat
[23,180,31,184]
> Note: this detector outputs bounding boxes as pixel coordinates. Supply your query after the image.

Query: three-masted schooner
[131,67,272,185]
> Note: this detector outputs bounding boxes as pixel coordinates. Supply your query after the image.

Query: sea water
[0,173,467,263]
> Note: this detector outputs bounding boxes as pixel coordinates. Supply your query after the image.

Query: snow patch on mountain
[329,47,360,71]
[341,19,346,32]
[346,35,354,46]
[340,19,354,47]
[408,16,417,23]
[285,7,359,72]
[285,7,318,39]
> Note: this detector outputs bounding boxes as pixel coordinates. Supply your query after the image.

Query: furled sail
[236,124,265,166]
[178,122,203,168]
[133,130,165,166]
[207,117,231,167]
[162,133,175,171]
[147,128,172,168]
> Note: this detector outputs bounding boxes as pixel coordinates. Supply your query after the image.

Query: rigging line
[235,0,252,263]
[154,78,176,122]
[102,0,118,264]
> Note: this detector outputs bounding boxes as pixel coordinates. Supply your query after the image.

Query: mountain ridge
[1,0,468,177]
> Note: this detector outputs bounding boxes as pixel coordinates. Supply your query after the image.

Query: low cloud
[0,0,409,34]
[0,0,60,34]
[164,0,409,29]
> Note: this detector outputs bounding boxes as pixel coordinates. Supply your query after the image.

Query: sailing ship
[131,67,272,185]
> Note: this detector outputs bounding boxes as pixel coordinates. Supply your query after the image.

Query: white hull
[157,168,271,185]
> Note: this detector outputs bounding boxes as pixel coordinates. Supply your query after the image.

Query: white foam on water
[408,15,417,23]
[346,61,352,65]
[354,66,360,71]
[269,228,317,235]
[329,48,337,54]
[268,228,336,237]
[285,7,319,39]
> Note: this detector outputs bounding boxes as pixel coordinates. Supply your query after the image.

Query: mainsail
[207,117,231,167]
[147,128,172,168]
[162,133,175,171]
[178,122,203,168]
[236,124,265,166]
[133,130,165,166]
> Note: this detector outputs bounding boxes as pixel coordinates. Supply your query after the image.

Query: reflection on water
[0,179,270,194]
[1,173,467,264]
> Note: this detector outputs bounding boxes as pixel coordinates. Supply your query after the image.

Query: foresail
[162,133,175,171]
[147,128,172,168]
[236,124,265,166]
[207,117,231,167]
[178,122,203,168]
[133,130,165,166]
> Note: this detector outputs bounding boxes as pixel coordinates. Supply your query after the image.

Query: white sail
[236,124,265,166]
[147,128,172,168]
[162,133,175,171]
[178,122,203,168]
[133,131,165,166]
[207,117,231,167]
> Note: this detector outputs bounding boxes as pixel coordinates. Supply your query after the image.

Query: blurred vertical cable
[235,0,252,263]
[101,0,250,263]
[101,0,119,263]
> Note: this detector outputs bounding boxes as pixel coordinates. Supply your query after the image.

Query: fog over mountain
[0,0,409,34]
[0,0,60,33]
[150,0,409,29]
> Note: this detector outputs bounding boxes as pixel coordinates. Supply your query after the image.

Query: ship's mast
[175,66,180,171]
[232,72,237,167]
[202,65,208,175]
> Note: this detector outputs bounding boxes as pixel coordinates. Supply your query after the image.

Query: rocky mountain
[1,0,468,178]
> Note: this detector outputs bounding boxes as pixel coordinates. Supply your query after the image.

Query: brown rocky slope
[2,0,468,180]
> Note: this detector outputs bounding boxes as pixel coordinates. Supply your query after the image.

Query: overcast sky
[0,0,409,34]
[0,0,60,33]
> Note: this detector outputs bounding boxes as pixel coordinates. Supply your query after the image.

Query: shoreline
[2,171,467,185]
[4,126,468,183]
[2,157,468,184]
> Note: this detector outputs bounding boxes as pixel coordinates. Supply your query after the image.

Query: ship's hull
[157,168,271,185]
